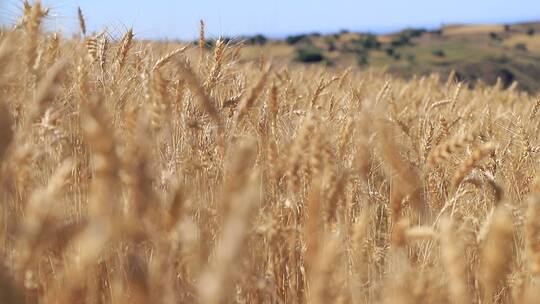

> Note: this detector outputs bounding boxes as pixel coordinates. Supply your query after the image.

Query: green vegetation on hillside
[241,22,540,92]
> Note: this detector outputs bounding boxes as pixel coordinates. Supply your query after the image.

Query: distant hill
[235,21,540,93]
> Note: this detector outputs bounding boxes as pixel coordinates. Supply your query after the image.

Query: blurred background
[1,0,539,39]
[2,0,540,91]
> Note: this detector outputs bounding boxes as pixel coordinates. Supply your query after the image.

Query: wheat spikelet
[310,76,338,108]
[449,82,463,111]
[175,59,221,126]
[152,46,189,71]
[452,142,496,188]
[337,119,354,159]
[235,64,271,123]
[378,119,426,220]
[77,7,87,36]
[422,121,435,163]
[446,70,457,87]
[116,28,134,70]
[530,97,540,122]
[375,79,390,105]
[287,116,315,195]
[99,34,109,72]
[204,38,226,90]
[148,71,173,133]
[438,115,450,141]
[45,33,60,67]
[337,67,351,89]
[326,170,348,222]
[85,36,99,62]
[267,82,278,129]
[428,129,477,167]
[23,0,48,70]
[199,20,205,61]
[430,99,451,110]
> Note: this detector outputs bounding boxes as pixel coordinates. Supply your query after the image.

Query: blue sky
[1,0,540,40]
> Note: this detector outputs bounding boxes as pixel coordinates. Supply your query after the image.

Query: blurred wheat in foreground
[2,2,540,304]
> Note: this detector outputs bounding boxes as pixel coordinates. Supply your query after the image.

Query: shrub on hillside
[402,28,426,38]
[390,28,424,48]
[248,34,267,45]
[286,34,308,45]
[356,34,381,49]
[295,47,325,63]
[432,49,446,57]
[390,34,411,47]
[489,32,500,40]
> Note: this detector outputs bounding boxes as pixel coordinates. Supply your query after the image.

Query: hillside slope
[239,22,540,92]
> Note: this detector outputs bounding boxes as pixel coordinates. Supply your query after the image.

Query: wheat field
[1,2,540,304]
